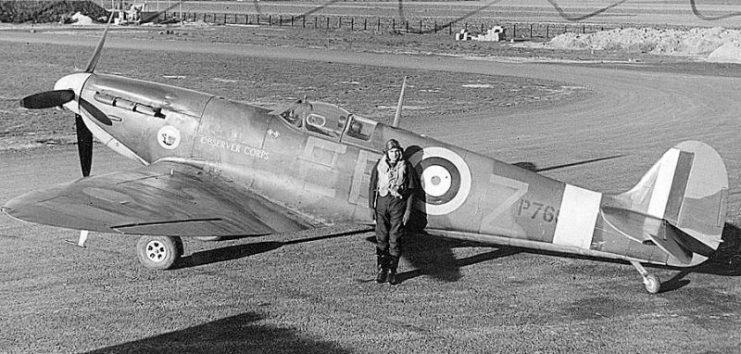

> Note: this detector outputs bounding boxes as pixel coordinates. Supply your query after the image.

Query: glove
[371,210,376,221]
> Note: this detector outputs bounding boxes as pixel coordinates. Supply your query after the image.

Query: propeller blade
[19,90,75,109]
[84,12,114,73]
[75,114,93,177]
[80,98,112,126]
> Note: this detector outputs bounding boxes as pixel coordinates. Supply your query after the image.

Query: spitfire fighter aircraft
[3,23,728,294]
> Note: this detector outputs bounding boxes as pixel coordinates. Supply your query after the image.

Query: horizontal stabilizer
[602,206,692,264]
[645,220,693,265]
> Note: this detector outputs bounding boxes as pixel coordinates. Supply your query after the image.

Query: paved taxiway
[1,30,740,353]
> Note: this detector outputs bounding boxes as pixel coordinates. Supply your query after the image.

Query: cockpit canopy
[275,100,378,142]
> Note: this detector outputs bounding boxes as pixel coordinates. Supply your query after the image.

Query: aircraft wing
[2,161,312,237]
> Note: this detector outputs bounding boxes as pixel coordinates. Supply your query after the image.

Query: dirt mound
[545,27,741,63]
[0,0,108,24]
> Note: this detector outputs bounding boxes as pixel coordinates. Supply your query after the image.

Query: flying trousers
[374,194,406,257]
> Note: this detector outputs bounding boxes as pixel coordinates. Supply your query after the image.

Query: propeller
[17,12,114,178]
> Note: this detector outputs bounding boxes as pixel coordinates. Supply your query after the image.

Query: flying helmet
[385,139,403,153]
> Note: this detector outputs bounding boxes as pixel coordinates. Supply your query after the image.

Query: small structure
[455,26,506,42]
[109,1,147,25]
[454,29,472,41]
[474,26,505,42]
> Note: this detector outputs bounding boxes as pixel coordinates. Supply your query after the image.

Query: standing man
[369,139,416,285]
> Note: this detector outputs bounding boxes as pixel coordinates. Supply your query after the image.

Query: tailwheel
[643,274,661,294]
[136,236,183,270]
[630,260,661,294]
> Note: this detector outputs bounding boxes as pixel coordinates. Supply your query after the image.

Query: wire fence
[161,11,620,41]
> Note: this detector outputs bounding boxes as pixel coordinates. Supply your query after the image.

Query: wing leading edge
[2,161,311,237]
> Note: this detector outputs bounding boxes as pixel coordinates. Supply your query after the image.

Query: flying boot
[388,255,400,285]
[376,254,389,283]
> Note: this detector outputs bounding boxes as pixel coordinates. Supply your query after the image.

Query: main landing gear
[630,260,661,294]
[136,236,184,270]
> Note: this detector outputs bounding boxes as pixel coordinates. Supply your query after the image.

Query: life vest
[377,158,407,198]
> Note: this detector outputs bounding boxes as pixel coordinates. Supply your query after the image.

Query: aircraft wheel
[643,274,661,294]
[136,236,183,270]
[196,236,222,242]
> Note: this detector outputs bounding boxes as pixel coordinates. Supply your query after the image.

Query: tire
[136,236,183,270]
[643,274,661,294]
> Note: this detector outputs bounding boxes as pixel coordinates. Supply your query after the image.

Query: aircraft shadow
[662,222,741,292]
[176,241,283,269]
[84,312,351,354]
[176,229,370,269]
[174,222,741,293]
[366,232,521,284]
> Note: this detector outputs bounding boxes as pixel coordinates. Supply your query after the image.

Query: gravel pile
[0,0,108,23]
[547,27,741,63]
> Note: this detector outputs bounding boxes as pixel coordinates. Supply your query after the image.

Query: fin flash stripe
[553,185,602,249]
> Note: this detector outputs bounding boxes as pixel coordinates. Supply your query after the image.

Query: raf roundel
[157,125,181,150]
[408,146,472,216]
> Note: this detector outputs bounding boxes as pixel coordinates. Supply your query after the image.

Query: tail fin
[605,141,728,266]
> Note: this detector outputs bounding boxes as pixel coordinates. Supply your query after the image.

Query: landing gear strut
[136,236,183,270]
[630,260,661,294]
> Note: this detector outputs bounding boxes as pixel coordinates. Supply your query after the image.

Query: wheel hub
[145,240,167,263]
